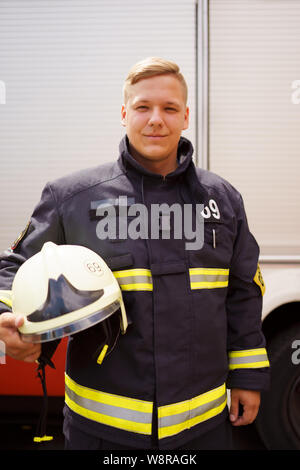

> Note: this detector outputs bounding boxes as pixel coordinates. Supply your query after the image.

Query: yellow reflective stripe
[158,401,227,440]
[120,283,153,291]
[191,281,228,289]
[0,290,12,308]
[190,268,229,276]
[228,348,270,370]
[113,268,153,291]
[158,383,227,439]
[159,383,226,417]
[114,268,152,278]
[65,374,153,435]
[113,267,230,291]
[229,361,270,370]
[33,435,53,443]
[229,348,267,358]
[189,268,229,290]
[65,374,152,413]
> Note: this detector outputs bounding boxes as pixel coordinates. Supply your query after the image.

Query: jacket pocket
[105,253,134,271]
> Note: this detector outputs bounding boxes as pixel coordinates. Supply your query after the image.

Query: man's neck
[129,145,178,177]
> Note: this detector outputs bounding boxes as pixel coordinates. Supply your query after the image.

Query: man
[0,57,269,450]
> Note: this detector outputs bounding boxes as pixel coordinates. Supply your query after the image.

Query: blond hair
[123,57,188,104]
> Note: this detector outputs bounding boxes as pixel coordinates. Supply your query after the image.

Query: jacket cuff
[226,368,270,391]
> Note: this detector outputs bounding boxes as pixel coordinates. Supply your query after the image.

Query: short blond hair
[123,57,188,104]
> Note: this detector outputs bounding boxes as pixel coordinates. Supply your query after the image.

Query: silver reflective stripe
[113,269,153,291]
[191,274,228,283]
[65,374,153,435]
[228,348,270,370]
[159,393,227,429]
[189,268,229,289]
[65,383,150,424]
[158,383,227,439]
[116,275,152,287]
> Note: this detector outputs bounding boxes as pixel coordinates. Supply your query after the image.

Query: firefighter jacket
[0,136,270,449]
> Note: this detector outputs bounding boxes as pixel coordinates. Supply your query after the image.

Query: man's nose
[148,108,164,126]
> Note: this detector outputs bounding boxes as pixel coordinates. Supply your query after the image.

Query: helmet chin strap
[34,363,53,443]
[33,315,123,444]
[33,346,56,444]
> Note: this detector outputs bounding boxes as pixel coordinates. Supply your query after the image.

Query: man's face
[121,74,189,174]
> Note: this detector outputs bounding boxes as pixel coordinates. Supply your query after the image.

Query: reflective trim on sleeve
[65,373,153,435]
[113,268,153,291]
[0,290,12,309]
[228,348,270,370]
[189,268,229,289]
[157,383,227,439]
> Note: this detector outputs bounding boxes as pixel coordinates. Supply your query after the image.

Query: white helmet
[12,242,127,343]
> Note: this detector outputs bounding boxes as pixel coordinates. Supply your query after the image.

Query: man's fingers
[9,343,41,362]
[0,312,24,329]
[230,388,261,426]
[0,312,16,327]
[14,315,25,328]
[23,347,41,363]
[0,312,41,361]
[231,404,257,426]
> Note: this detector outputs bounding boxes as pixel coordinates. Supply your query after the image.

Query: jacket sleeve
[0,182,65,361]
[226,193,270,391]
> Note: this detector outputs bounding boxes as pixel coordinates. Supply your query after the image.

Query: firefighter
[0,57,269,450]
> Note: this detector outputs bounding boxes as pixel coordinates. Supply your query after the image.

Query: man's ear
[121,104,127,127]
[183,106,190,131]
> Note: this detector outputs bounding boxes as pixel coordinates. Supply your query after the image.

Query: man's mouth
[144,135,167,138]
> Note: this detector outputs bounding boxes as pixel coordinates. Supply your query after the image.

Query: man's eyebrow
[133,99,150,104]
[133,99,181,106]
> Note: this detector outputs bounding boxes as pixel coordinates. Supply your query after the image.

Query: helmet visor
[20,299,121,343]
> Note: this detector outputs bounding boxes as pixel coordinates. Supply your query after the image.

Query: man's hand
[229,388,261,426]
[0,312,41,362]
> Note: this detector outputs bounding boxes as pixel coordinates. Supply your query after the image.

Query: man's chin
[140,145,170,159]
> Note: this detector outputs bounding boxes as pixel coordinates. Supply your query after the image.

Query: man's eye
[137,106,148,110]
[165,107,177,112]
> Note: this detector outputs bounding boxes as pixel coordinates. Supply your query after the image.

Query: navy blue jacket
[0,136,269,449]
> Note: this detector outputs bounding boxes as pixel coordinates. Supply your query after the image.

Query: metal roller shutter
[209,0,300,256]
[0,0,196,252]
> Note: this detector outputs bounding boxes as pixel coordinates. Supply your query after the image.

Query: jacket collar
[118,134,194,181]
